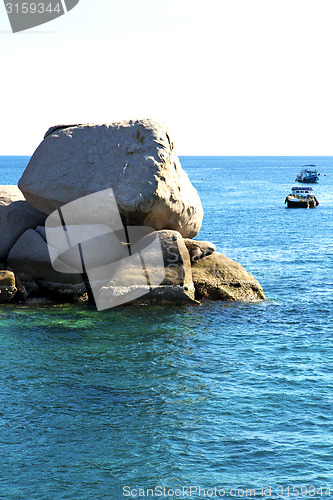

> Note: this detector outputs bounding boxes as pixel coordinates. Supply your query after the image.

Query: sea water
[0,156,332,500]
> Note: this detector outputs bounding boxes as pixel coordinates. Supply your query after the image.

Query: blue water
[0,156,332,500]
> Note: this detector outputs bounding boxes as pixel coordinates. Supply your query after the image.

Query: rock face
[7,229,85,299]
[0,186,46,261]
[18,119,204,238]
[191,252,266,302]
[0,270,17,303]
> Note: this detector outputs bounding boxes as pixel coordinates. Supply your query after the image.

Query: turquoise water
[0,157,332,499]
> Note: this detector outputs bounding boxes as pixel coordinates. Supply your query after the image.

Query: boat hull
[295,176,319,183]
[285,196,318,208]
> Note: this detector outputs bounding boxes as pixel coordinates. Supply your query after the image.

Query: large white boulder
[18,119,204,238]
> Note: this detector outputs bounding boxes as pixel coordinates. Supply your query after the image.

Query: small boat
[285,186,319,208]
[295,165,320,183]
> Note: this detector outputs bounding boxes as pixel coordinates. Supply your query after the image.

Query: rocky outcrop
[4,226,266,305]
[191,252,266,302]
[7,229,86,300]
[1,120,266,307]
[0,270,17,303]
[0,186,47,261]
[18,119,204,238]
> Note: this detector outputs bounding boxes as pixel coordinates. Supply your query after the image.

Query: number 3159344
[5,3,62,14]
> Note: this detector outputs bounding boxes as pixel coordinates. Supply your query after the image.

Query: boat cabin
[291,186,313,198]
[300,168,318,176]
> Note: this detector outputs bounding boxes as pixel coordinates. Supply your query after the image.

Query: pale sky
[1,0,333,155]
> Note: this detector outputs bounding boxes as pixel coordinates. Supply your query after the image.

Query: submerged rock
[18,119,204,238]
[191,252,266,302]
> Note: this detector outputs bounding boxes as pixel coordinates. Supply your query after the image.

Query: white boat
[295,165,320,183]
[285,186,319,208]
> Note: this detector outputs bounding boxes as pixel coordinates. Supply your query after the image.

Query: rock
[140,230,194,288]
[0,185,25,206]
[7,226,196,306]
[35,225,46,241]
[0,270,17,303]
[14,274,28,301]
[191,252,266,302]
[134,229,196,304]
[0,186,46,261]
[44,124,79,139]
[87,229,197,309]
[7,229,86,300]
[184,238,216,262]
[6,224,264,307]
[18,119,204,238]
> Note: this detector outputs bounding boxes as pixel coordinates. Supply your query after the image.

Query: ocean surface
[0,156,332,500]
